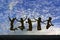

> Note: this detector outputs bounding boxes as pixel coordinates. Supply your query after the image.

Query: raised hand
[32,16,38,21]
[8,16,11,21]
[24,16,27,21]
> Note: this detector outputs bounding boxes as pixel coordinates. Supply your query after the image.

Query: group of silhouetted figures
[8,16,54,31]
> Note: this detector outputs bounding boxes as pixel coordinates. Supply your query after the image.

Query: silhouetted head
[28,18,31,21]
[49,17,52,20]
[13,17,16,20]
[38,17,41,20]
[28,18,30,20]
[14,17,16,19]
[20,18,23,20]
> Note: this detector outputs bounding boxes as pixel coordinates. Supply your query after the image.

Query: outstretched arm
[32,16,38,21]
[31,20,36,22]
[42,20,48,22]
[8,16,11,21]
[16,19,21,22]
[41,21,46,25]
[24,16,27,21]
[50,21,54,26]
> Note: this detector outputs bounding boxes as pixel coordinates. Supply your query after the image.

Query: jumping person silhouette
[43,17,54,29]
[46,17,54,29]
[8,16,18,31]
[33,17,42,30]
[16,16,27,31]
[26,18,36,31]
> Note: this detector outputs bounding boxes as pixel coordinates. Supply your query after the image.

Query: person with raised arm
[46,17,54,29]
[16,16,27,31]
[8,16,18,31]
[33,17,42,30]
[42,17,54,29]
[26,18,36,31]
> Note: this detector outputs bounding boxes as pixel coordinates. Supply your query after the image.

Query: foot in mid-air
[27,29,32,31]
[14,28,18,30]
[10,29,16,31]
[18,26,24,31]
[10,28,18,31]
[37,28,41,30]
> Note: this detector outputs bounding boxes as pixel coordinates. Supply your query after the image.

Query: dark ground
[0,35,60,40]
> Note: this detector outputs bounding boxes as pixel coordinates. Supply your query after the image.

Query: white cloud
[8,1,18,10]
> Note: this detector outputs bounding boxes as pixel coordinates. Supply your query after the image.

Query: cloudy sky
[0,0,60,35]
